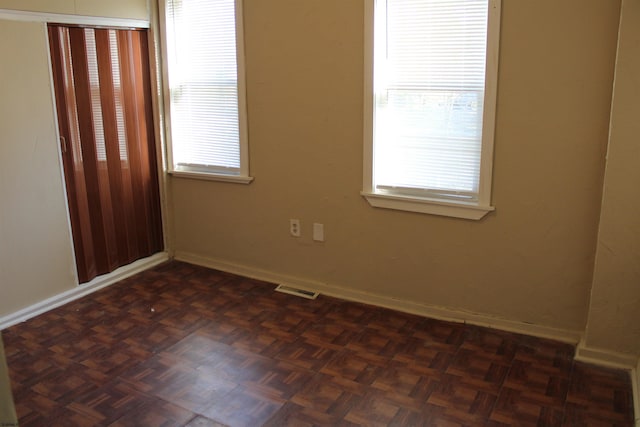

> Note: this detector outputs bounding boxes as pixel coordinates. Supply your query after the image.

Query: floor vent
[275,284,319,300]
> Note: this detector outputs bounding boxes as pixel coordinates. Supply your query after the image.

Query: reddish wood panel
[48,25,163,284]
[3,262,635,426]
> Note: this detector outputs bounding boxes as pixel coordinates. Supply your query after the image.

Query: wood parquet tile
[2,261,635,426]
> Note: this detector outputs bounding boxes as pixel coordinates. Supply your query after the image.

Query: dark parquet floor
[2,261,635,426]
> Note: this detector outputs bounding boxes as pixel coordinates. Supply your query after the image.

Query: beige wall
[585,0,640,356]
[0,0,148,20]
[1,0,636,359]
[0,20,76,316]
[171,0,621,332]
[0,0,148,319]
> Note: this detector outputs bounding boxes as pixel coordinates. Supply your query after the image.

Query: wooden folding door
[48,25,163,284]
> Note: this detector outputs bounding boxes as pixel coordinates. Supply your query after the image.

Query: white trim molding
[361,191,494,220]
[633,360,640,427]
[0,252,168,331]
[574,339,639,370]
[174,251,582,344]
[0,8,149,28]
[575,339,640,424]
[168,170,254,184]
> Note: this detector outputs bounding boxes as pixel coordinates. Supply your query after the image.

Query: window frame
[159,0,253,184]
[362,0,501,220]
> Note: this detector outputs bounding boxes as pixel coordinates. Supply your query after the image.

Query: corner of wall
[0,253,169,331]
[575,338,638,370]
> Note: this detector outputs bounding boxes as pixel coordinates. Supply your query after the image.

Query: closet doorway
[48,25,163,284]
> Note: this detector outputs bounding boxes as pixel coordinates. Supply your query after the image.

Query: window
[162,0,252,183]
[363,0,500,219]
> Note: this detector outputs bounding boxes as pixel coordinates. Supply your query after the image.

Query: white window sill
[168,170,254,184]
[361,191,494,220]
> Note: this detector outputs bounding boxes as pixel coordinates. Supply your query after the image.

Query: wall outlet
[290,219,301,237]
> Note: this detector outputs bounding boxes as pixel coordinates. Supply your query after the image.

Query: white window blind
[165,0,244,176]
[373,0,490,203]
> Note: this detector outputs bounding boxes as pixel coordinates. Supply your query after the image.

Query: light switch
[313,223,324,242]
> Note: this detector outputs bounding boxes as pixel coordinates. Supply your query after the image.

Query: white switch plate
[313,223,324,242]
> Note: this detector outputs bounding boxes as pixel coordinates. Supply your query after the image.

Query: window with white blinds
[163,0,250,181]
[363,0,500,219]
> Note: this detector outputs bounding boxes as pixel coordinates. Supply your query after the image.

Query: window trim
[362,0,501,219]
[159,0,253,184]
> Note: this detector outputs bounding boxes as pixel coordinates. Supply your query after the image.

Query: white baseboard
[574,344,639,421]
[180,252,639,421]
[574,339,639,370]
[633,360,640,427]
[174,251,582,345]
[0,8,149,28]
[0,252,169,331]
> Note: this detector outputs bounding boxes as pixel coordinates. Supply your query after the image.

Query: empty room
[0,0,638,425]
